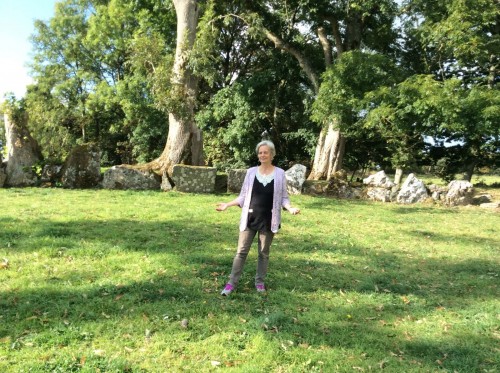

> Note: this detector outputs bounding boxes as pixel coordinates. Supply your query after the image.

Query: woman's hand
[288,207,300,215]
[216,203,229,212]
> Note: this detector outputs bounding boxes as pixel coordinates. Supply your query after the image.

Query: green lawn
[0,188,498,372]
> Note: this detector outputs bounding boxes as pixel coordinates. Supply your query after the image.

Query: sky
[0,0,57,102]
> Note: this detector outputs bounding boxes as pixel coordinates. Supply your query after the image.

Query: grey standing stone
[445,180,474,206]
[396,173,428,204]
[102,166,161,190]
[227,169,247,193]
[0,168,6,188]
[41,164,62,184]
[366,187,392,202]
[285,164,307,195]
[172,165,216,193]
[4,112,42,187]
[60,144,101,188]
[363,170,396,188]
[0,152,5,187]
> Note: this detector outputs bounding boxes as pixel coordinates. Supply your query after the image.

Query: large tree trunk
[308,123,345,180]
[4,111,42,187]
[154,0,203,176]
[264,27,345,180]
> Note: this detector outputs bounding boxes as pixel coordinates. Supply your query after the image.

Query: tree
[396,0,500,180]
[312,50,406,177]
[27,0,172,165]
[238,0,400,179]
[192,1,317,170]
[145,0,203,177]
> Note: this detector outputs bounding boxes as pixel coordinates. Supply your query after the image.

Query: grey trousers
[228,229,275,287]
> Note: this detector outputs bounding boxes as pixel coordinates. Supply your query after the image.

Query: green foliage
[312,51,403,128]
[1,188,499,372]
[26,0,175,164]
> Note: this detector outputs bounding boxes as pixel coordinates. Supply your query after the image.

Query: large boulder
[363,171,396,188]
[0,166,6,188]
[364,171,395,202]
[285,164,307,195]
[227,169,247,193]
[396,173,428,204]
[3,112,42,187]
[102,166,161,190]
[0,152,5,187]
[445,180,474,206]
[367,187,392,202]
[60,144,101,188]
[41,164,62,185]
[172,165,216,193]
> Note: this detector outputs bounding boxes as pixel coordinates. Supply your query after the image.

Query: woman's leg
[255,230,275,286]
[228,229,257,287]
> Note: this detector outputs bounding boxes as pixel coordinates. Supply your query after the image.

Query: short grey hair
[256,140,276,157]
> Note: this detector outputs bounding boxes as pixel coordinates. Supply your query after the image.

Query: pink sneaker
[256,284,266,292]
[221,283,234,296]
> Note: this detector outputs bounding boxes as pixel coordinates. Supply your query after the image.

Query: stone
[0,168,6,188]
[472,194,492,205]
[363,171,395,188]
[60,144,101,188]
[327,178,362,199]
[227,169,247,193]
[102,166,161,190]
[366,187,392,202]
[396,173,428,204]
[302,180,329,195]
[428,184,448,201]
[3,112,42,187]
[215,173,228,194]
[285,164,307,195]
[41,164,62,183]
[172,165,216,193]
[445,180,474,206]
[161,171,173,191]
[0,152,5,187]
[480,202,500,209]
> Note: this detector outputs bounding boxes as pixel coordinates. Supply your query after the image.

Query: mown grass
[0,188,498,372]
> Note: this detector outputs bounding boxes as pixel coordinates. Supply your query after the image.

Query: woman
[216,140,300,296]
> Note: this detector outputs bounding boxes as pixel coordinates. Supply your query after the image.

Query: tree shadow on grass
[0,210,498,371]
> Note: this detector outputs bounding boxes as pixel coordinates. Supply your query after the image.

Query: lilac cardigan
[236,166,290,233]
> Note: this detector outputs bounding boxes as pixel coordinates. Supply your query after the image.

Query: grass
[0,188,499,372]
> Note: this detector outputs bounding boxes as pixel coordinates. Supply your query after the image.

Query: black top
[247,176,274,231]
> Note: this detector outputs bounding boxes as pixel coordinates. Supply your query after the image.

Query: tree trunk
[394,168,403,185]
[308,122,345,180]
[463,162,475,182]
[263,27,346,180]
[154,0,203,176]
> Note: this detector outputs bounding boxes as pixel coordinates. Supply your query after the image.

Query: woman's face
[258,145,273,164]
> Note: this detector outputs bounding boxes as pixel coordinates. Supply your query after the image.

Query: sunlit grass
[0,188,498,372]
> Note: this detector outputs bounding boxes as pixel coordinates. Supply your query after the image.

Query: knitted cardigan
[236,166,290,233]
